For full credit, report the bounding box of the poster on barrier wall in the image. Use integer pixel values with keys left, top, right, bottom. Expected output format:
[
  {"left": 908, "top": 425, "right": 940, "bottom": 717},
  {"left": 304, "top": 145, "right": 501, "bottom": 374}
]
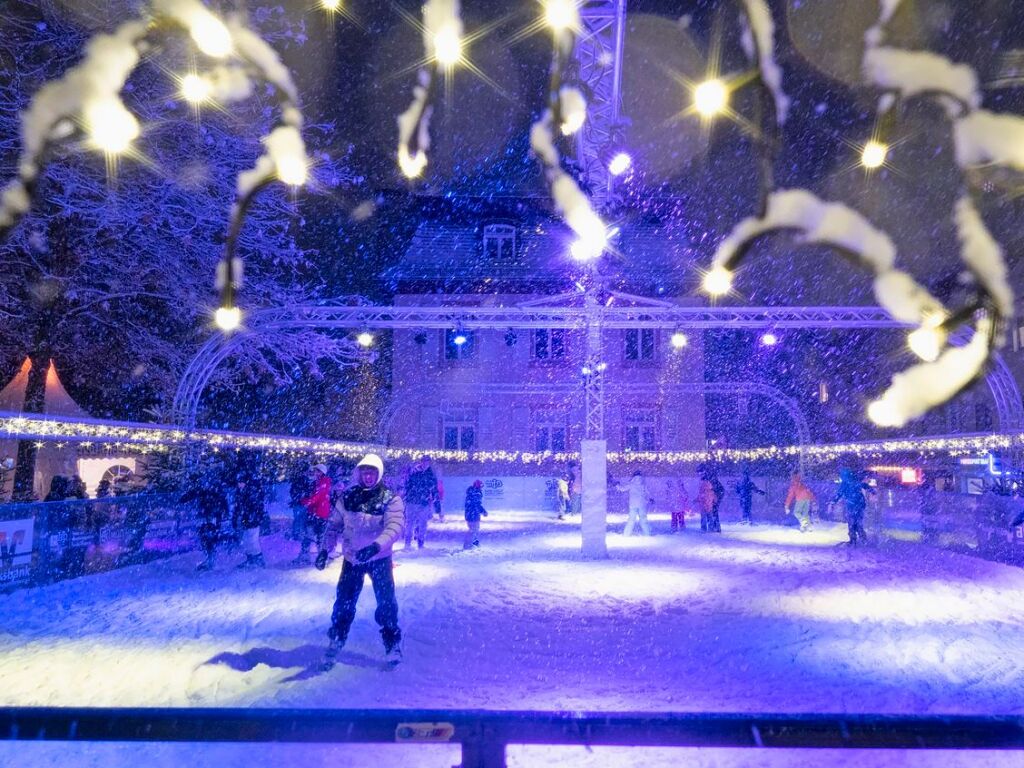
[{"left": 0, "top": 517, "right": 34, "bottom": 586}]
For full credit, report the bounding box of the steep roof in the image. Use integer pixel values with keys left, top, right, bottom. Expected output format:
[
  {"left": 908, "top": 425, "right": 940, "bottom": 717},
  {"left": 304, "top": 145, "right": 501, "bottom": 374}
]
[{"left": 384, "top": 200, "right": 703, "bottom": 294}]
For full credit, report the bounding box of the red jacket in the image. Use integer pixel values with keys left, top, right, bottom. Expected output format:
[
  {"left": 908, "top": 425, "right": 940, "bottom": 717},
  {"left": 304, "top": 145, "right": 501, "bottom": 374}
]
[{"left": 301, "top": 475, "right": 332, "bottom": 519}]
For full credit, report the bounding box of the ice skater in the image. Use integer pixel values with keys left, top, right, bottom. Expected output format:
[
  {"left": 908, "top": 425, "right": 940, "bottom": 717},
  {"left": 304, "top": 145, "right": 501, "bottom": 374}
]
[
  {"left": 784, "top": 471, "right": 815, "bottom": 532},
  {"left": 404, "top": 454, "right": 440, "bottom": 549},
  {"left": 617, "top": 470, "right": 652, "bottom": 536},
  {"left": 235, "top": 463, "right": 266, "bottom": 569},
  {"left": 735, "top": 468, "right": 765, "bottom": 525},
  {"left": 830, "top": 468, "right": 874, "bottom": 546},
  {"left": 556, "top": 475, "right": 570, "bottom": 520},
  {"left": 463, "top": 480, "right": 487, "bottom": 548},
  {"left": 294, "top": 463, "right": 332, "bottom": 569},
  {"left": 180, "top": 470, "right": 228, "bottom": 571},
  {"left": 698, "top": 465, "right": 724, "bottom": 533},
  {"left": 325, "top": 454, "right": 406, "bottom": 667},
  {"left": 670, "top": 477, "right": 689, "bottom": 532}
]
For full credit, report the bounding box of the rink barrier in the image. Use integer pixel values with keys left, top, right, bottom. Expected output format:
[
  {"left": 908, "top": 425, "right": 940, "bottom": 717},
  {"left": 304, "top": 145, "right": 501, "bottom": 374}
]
[
  {"left": 2, "top": 707, "right": 1024, "bottom": 768},
  {"left": 0, "top": 494, "right": 200, "bottom": 589}
]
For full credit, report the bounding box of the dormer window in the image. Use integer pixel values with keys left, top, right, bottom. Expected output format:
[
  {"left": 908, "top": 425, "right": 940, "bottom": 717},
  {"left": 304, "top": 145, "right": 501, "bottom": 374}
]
[{"left": 483, "top": 223, "right": 516, "bottom": 261}]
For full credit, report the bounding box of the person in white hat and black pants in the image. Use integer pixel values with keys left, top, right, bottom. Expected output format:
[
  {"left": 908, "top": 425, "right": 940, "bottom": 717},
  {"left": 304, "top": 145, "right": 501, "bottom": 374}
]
[{"left": 325, "top": 453, "right": 406, "bottom": 666}]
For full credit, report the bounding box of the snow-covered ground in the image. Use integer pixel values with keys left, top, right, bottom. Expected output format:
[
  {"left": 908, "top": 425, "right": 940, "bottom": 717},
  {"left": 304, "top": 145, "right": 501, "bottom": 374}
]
[{"left": 3, "top": 510, "right": 1023, "bottom": 767}]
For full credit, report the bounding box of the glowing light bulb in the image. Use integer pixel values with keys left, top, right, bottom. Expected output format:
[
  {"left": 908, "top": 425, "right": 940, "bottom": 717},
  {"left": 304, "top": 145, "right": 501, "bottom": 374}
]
[
  {"left": 356, "top": 331, "right": 374, "bottom": 347},
  {"left": 608, "top": 152, "right": 632, "bottom": 176},
  {"left": 181, "top": 74, "right": 212, "bottom": 104},
  {"left": 861, "top": 140, "right": 888, "bottom": 169},
  {"left": 671, "top": 331, "right": 689, "bottom": 349},
  {"left": 760, "top": 331, "right": 778, "bottom": 347},
  {"left": 399, "top": 146, "right": 427, "bottom": 179},
  {"left": 215, "top": 306, "right": 241, "bottom": 331},
  {"left": 907, "top": 325, "right": 946, "bottom": 362},
  {"left": 276, "top": 155, "right": 308, "bottom": 186},
  {"left": 702, "top": 266, "right": 733, "bottom": 296},
  {"left": 84, "top": 99, "right": 139, "bottom": 154},
  {"left": 453, "top": 332, "right": 468, "bottom": 346},
  {"left": 567, "top": 209, "right": 607, "bottom": 261},
  {"left": 545, "top": 0, "right": 577, "bottom": 31},
  {"left": 320, "top": 0, "right": 341, "bottom": 10},
  {"left": 190, "top": 14, "right": 233, "bottom": 58},
  {"left": 433, "top": 23, "right": 462, "bottom": 66},
  {"left": 693, "top": 79, "right": 728, "bottom": 117}
]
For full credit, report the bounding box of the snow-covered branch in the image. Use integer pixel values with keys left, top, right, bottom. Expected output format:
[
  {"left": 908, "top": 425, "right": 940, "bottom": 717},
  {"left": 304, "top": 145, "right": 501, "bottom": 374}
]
[
  {"left": 854, "top": 0, "right": 1018, "bottom": 425},
  {"left": 396, "top": 0, "right": 463, "bottom": 179},
  {"left": 0, "top": 0, "right": 311, "bottom": 322},
  {"left": 529, "top": 2, "right": 608, "bottom": 262}
]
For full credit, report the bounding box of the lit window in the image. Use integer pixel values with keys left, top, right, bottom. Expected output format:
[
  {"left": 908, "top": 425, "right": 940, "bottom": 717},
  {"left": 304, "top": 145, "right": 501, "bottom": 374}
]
[
  {"left": 533, "top": 329, "right": 566, "bottom": 359},
  {"left": 624, "top": 328, "right": 655, "bottom": 361},
  {"left": 483, "top": 224, "right": 516, "bottom": 261}
]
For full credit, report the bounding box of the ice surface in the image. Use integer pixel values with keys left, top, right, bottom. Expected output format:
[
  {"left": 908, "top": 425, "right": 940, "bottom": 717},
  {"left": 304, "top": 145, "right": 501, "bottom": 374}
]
[{"left": 2, "top": 509, "right": 1023, "bottom": 767}]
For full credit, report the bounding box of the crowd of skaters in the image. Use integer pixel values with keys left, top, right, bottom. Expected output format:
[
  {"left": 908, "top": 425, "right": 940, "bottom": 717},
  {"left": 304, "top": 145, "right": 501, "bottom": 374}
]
[
  {"left": 177, "top": 452, "right": 885, "bottom": 666},
  {"left": 608, "top": 463, "right": 877, "bottom": 546}
]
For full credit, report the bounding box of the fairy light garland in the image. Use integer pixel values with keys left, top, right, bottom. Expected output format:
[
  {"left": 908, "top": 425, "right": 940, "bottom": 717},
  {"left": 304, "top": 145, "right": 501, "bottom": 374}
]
[
  {"left": 2, "top": 414, "right": 1018, "bottom": 467},
  {"left": 0, "top": 0, "right": 311, "bottom": 333},
  {"left": 699, "top": 0, "right": 1014, "bottom": 429}
]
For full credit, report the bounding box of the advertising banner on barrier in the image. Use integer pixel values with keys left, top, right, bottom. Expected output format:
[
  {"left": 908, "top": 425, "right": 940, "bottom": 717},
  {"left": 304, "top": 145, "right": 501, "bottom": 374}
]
[{"left": 0, "top": 517, "right": 34, "bottom": 587}]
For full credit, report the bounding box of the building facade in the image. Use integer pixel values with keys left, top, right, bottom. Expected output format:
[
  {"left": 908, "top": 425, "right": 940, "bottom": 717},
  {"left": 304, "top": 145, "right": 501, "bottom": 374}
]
[{"left": 383, "top": 201, "right": 707, "bottom": 459}]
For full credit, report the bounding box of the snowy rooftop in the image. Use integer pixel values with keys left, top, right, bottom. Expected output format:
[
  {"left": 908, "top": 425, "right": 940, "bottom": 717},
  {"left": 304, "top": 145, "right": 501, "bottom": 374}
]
[{"left": 384, "top": 201, "right": 701, "bottom": 292}]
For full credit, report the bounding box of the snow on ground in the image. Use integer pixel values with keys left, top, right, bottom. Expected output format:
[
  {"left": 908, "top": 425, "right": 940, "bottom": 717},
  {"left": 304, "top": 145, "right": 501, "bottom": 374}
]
[{"left": 3, "top": 509, "right": 1023, "bottom": 767}]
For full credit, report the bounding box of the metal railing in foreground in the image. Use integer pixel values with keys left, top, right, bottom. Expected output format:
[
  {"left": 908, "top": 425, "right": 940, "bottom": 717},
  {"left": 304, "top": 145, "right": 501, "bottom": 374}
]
[{"left": 2, "top": 707, "right": 1023, "bottom": 768}]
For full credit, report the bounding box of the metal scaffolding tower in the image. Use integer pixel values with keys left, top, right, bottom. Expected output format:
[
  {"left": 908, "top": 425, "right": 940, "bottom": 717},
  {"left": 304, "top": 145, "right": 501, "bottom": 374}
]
[{"left": 574, "top": 0, "right": 629, "bottom": 209}]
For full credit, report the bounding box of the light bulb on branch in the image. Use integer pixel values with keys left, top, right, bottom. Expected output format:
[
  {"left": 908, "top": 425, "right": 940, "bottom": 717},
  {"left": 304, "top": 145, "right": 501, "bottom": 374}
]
[
  {"left": 180, "top": 74, "right": 212, "bottom": 104},
  {"left": 861, "top": 140, "right": 888, "bottom": 169},
  {"left": 190, "top": 14, "right": 232, "bottom": 58},
  {"left": 702, "top": 266, "right": 733, "bottom": 296},
  {"left": 84, "top": 99, "right": 139, "bottom": 154},
  {"left": 693, "top": 79, "right": 728, "bottom": 117},
  {"left": 907, "top": 324, "right": 946, "bottom": 363},
  {"left": 433, "top": 23, "right": 463, "bottom": 66},
  {"left": 545, "top": 0, "right": 578, "bottom": 32}
]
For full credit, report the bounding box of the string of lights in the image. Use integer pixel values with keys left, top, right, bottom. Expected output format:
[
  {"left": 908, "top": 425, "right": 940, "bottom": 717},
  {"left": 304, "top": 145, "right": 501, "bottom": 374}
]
[
  {"left": 697, "top": 0, "right": 1015, "bottom": 430},
  {"left": 0, "top": 0, "right": 310, "bottom": 334},
  {"left": 3, "top": 413, "right": 1019, "bottom": 468}
]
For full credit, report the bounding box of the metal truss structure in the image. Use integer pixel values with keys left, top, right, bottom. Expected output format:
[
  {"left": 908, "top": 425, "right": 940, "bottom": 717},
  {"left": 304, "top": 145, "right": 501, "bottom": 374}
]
[
  {"left": 573, "top": 0, "right": 629, "bottom": 209},
  {"left": 172, "top": 303, "right": 1024, "bottom": 442}
]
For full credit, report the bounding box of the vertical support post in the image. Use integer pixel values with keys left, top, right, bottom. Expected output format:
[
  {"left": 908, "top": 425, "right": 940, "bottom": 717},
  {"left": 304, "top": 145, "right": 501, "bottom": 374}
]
[
  {"left": 581, "top": 438, "right": 608, "bottom": 558},
  {"left": 459, "top": 738, "right": 506, "bottom": 768}
]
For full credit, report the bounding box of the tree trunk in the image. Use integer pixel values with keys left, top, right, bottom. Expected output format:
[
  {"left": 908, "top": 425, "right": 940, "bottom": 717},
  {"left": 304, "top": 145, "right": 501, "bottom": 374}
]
[{"left": 11, "top": 353, "right": 49, "bottom": 501}]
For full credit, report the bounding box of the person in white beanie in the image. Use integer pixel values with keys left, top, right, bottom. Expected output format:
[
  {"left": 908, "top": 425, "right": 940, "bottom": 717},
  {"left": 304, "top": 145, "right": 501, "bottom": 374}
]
[{"left": 325, "top": 453, "right": 406, "bottom": 666}]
